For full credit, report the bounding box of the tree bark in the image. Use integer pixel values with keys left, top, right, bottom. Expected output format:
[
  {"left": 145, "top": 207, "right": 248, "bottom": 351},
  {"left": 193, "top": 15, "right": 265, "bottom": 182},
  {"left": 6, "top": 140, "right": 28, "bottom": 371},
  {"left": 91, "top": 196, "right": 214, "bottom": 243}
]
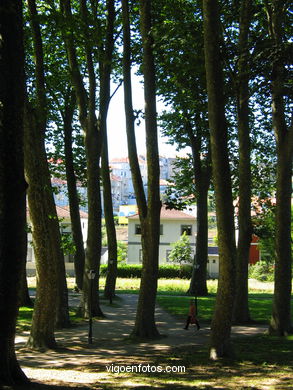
[
  {"left": 98, "top": 0, "right": 118, "bottom": 300},
  {"left": 266, "top": 0, "right": 293, "bottom": 336},
  {"left": 203, "top": 0, "right": 236, "bottom": 359},
  {"left": 102, "top": 140, "right": 118, "bottom": 299},
  {"left": 0, "top": 1, "right": 29, "bottom": 384},
  {"left": 18, "top": 241, "right": 33, "bottom": 308},
  {"left": 63, "top": 90, "right": 85, "bottom": 291},
  {"left": 233, "top": 0, "right": 252, "bottom": 324},
  {"left": 122, "top": 0, "right": 161, "bottom": 338},
  {"left": 132, "top": 0, "right": 161, "bottom": 338},
  {"left": 187, "top": 122, "right": 211, "bottom": 296},
  {"left": 25, "top": 0, "right": 70, "bottom": 348},
  {"left": 60, "top": 0, "right": 104, "bottom": 317}
]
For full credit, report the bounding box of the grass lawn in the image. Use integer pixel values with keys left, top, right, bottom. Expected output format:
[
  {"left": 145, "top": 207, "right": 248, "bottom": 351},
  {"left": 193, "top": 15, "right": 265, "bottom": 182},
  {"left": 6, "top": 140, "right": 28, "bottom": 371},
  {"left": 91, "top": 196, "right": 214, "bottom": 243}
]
[{"left": 18, "top": 277, "right": 293, "bottom": 389}]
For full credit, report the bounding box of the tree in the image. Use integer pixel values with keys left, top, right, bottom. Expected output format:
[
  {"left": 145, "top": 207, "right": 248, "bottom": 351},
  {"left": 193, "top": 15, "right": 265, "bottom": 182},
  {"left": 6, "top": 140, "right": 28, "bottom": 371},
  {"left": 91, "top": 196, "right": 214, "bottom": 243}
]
[
  {"left": 62, "top": 90, "right": 86, "bottom": 291},
  {"left": 233, "top": 0, "right": 253, "bottom": 324},
  {"left": 0, "top": 0, "right": 29, "bottom": 384},
  {"left": 25, "top": 0, "right": 70, "bottom": 349},
  {"left": 122, "top": 0, "right": 161, "bottom": 338},
  {"left": 168, "top": 233, "right": 193, "bottom": 265},
  {"left": 265, "top": 0, "right": 293, "bottom": 336},
  {"left": 203, "top": 0, "right": 237, "bottom": 359},
  {"left": 60, "top": 0, "right": 120, "bottom": 317},
  {"left": 153, "top": 0, "right": 211, "bottom": 296},
  {"left": 98, "top": 0, "right": 118, "bottom": 300}
]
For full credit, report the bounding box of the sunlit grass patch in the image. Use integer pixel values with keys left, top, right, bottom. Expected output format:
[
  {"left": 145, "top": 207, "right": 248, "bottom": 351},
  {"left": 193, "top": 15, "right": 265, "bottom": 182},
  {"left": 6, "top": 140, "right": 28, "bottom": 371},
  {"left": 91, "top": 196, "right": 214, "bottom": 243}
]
[{"left": 16, "top": 306, "right": 33, "bottom": 331}]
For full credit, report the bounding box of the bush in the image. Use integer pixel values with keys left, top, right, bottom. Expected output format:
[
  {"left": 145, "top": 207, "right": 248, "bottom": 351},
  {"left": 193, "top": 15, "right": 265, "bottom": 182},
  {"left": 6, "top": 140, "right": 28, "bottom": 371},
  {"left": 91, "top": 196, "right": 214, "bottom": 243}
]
[
  {"left": 248, "top": 261, "right": 274, "bottom": 282},
  {"left": 100, "top": 264, "right": 193, "bottom": 279}
]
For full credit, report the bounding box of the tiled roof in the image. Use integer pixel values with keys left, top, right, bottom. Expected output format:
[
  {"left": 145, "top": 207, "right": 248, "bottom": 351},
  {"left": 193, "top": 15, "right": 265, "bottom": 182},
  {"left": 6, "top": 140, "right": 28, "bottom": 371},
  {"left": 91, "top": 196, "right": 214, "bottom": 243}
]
[
  {"left": 59, "top": 205, "right": 88, "bottom": 219},
  {"left": 110, "top": 157, "right": 129, "bottom": 163},
  {"left": 128, "top": 205, "right": 195, "bottom": 220},
  {"left": 27, "top": 205, "right": 88, "bottom": 220}
]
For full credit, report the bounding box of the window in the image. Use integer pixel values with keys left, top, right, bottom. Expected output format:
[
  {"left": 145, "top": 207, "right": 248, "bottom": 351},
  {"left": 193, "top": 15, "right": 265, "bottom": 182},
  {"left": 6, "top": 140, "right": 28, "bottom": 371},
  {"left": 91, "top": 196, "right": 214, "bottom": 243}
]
[
  {"left": 160, "top": 224, "right": 163, "bottom": 235},
  {"left": 181, "top": 225, "right": 192, "bottom": 236},
  {"left": 135, "top": 224, "right": 141, "bottom": 234},
  {"left": 166, "top": 250, "right": 172, "bottom": 263}
]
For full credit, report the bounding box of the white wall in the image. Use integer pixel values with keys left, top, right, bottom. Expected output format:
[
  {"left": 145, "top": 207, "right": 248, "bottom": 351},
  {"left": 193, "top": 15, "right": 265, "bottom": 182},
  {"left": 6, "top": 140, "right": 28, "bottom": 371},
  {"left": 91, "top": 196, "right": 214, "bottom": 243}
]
[{"left": 128, "top": 218, "right": 196, "bottom": 264}]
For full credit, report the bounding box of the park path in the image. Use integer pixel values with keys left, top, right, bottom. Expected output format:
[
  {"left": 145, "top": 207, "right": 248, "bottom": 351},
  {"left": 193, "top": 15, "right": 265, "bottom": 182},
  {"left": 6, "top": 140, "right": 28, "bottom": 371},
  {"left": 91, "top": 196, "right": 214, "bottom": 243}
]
[{"left": 15, "top": 293, "right": 268, "bottom": 387}]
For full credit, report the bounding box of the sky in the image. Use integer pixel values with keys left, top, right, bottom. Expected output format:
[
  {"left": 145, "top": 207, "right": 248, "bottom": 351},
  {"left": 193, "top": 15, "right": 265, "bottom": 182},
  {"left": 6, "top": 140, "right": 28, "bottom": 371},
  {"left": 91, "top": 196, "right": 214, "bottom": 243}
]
[{"left": 106, "top": 75, "right": 191, "bottom": 160}]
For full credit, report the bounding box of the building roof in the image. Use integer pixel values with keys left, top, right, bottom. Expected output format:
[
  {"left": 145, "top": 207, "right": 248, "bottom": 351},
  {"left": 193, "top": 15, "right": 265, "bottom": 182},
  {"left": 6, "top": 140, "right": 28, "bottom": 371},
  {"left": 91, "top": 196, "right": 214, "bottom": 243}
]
[
  {"left": 128, "top": 205, "right": 195, "bottom": 220},
  {"left": 110, "top": 157, "right": 129, "bottom": 163},
  {"left": 59, "top": 205, "right": 88, "bottom": 219},
  {"left": 27, "top": 204, "right": 88, "bottom": 220},
  {"left": 208, "top": 246, "right": 219, "bottom": 255}
]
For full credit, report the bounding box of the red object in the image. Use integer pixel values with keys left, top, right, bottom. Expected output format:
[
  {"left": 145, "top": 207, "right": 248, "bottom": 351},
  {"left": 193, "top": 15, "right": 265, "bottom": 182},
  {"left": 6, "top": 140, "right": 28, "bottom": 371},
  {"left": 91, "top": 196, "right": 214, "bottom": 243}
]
[{"left": 249, "top": 235, "right": 260, "bottom": 264}]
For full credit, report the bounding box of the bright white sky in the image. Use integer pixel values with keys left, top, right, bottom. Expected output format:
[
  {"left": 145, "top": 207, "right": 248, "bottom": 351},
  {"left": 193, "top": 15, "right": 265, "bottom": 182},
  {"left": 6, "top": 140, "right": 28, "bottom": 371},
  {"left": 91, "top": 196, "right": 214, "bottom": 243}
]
[{"left": 107, "top": 75, "right": 191, "bottom": 160}]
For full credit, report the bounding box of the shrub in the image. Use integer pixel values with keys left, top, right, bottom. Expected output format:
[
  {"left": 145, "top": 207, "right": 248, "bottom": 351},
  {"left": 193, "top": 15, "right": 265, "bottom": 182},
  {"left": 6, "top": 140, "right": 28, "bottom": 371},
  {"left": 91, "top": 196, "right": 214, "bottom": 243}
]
[
  {"left": 168, "top": 232, "right": 193, "bottom": 265},
  {"left": 100, "top": 264, "right": 192, "bottom": 279},
  {"left": 248, "top": 261, "right": 274, "bottom": 282}
]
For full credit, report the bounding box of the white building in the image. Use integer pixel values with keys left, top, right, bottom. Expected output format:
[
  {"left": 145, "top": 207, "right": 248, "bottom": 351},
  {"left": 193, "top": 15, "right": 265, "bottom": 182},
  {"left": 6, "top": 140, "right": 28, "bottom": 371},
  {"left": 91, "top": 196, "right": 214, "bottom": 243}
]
[
  {"left": 127, "top": 206, "right": 196, "bottom": 264},
  {"left": 26, "top": 205, "right": 88, "bottom": 276}
]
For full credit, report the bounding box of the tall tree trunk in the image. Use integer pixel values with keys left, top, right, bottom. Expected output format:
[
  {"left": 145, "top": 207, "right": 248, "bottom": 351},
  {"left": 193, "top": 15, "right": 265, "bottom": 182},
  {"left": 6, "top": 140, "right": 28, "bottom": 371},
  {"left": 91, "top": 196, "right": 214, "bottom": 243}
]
[
  {"left": 25, "top": 0, "right": 70, "bottom": 348},
  {"left": 203, "top": 0, "right": 236, "bottom": 359},
  {"left": 122, "top": 0, "right": 161, "bottom": 338},
  {"left": 131, "top": 0, "right": 161, "bottom": 339},
  {"left": 60, "top": 0, "right": 104, "bottom": 318},
  {"left": 102, "top": 140, "right": 118, "bottom": 299},
  {"left": 187, "top": 123, "right": 211, "bottom": 296},
  {"left": 18, "top": 239, "right": 33, "bottom": 308},
  {"left": 266, "top": 0, "right": 293, "bottom": 336},
  {"left": 188, "top": 184, "right": 210, "bottom": 296},
  {"left": 99, "top": 0, "right": 118, "bottom": 300},
  {"left": 63, "top": 91, "right": 85, "bottom": 291},
  {"left": 233, "top": 0, "right": 252, "bottom": 324},
  {"left": 0, "top": 1, "right": 29, "bottom": 384}
]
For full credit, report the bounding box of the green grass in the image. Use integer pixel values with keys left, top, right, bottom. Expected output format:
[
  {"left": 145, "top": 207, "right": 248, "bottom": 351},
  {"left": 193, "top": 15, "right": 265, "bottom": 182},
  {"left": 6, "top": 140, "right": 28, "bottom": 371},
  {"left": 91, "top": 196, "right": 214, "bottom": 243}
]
[
  {"left": 16, "top": 306, "right": 34, "bottom": 331},
  {"left": 157, "top": 294, "right": 293, "bottom": 324}
]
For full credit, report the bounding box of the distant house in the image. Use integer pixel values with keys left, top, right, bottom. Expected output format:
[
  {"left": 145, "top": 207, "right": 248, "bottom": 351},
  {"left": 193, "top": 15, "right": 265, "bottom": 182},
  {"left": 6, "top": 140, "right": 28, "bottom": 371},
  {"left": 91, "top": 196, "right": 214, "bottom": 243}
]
[
  {"left": 207, "top": 235, "right": 261, "bottom": 279},
  {"left": 207, "top": 247, "right": 219, "bottom": 278},
  {"left": 127, "top": 206, "right": 196, "bottom": 264},
  {"left": 26, "top": 205, "right": 88, "bottom": 276}
]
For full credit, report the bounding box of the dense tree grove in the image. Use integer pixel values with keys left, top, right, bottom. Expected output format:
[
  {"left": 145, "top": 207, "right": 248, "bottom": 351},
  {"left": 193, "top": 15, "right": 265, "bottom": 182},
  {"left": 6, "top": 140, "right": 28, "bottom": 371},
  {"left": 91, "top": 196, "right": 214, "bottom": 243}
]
[{"left": 0, "top": 0, "right": 291, "bottom": 384}]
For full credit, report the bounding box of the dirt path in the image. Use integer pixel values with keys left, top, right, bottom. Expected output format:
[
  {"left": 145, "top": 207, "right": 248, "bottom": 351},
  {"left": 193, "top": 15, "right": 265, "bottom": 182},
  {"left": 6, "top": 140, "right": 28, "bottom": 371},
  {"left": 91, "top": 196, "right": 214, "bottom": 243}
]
[{"left": 15, "top": 294, "right": 268, "bottom": 388}]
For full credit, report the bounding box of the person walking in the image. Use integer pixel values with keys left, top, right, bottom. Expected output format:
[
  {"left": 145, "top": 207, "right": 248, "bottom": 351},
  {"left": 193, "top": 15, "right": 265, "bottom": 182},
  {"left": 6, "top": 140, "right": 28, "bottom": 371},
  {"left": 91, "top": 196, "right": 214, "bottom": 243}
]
[{"left": 184, "top": 299, "right": 200, "bottom": 330}]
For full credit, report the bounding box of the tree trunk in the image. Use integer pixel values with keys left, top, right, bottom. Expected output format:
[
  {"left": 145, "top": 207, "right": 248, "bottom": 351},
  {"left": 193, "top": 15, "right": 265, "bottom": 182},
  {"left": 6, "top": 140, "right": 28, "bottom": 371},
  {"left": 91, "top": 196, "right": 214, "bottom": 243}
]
[
  {"left": 18, "top": 247, "right": 33, "bottom": 308},
  {"left": 266, "top": 0, "right": 293, "bottom": 336},
  {"left": 233, "top": 0, "right": 252, "bottom": 324},
  {"left": 188, "top": 184, "right": 209, "bottom": 296},
  {"left": 131, "top": 0, "right": 161, "bottom": 339},
  {"left": 26, "top": 0, "right": 70, "bottom": 347},
  {"left": 102, "top": 140, "right": 118, "bottom": 299},
  {"left": 203, "top": 0, "right": 236, "bottom": 359},
  {"left": 122, "top": 0, "right": 161, "bottom": 338},
  {"left": 99, "top": 0, "right": 118, "bottom": 300},
  {"left": 63, "top": 91, "right": 85, "bottom": 291},
  {"left": 60, "top": 0, "right": 104, "bottom": 318},
  {"left": 0, "top": 1, "right": 29, "bottom": 384},
  {"left": 24, "top": 103, "right": 57, "bottom": 349},
  {"left": 187, "top": 125, "right": 211, "bottom": 296}
]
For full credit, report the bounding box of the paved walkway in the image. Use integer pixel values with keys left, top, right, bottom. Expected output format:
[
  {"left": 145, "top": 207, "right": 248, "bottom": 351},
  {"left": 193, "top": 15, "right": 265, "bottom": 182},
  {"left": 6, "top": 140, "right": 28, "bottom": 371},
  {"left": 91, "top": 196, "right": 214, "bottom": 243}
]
[{"left": 15, "top": 293, "right": 268, "bottom": 387}]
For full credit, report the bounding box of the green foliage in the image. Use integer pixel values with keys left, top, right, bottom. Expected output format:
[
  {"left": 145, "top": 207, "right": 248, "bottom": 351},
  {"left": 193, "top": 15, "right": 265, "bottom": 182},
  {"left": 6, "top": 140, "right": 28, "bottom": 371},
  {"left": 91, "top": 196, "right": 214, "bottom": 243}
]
[
  {"left": 61, "top": 232, "right": 76, "bottom": 255},
  {"left": 117, "top": 241, "right": 127, "bottom": 264},
  {"left": 168, "top": 232, "right": 193, "bottom": 264},
  {"left": 248, "top": 261, "right": 275, "bottom": 282},
  {"left": 99, "top": 264, "right": 193, "bottom": 279}
]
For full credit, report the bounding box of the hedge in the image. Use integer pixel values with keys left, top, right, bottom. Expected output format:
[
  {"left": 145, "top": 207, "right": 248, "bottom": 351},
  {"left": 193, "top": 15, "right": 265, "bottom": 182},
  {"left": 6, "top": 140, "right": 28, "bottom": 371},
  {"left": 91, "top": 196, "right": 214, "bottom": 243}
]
[{"left": 100, "top": 264, "right": 192, "bottom": 279}]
